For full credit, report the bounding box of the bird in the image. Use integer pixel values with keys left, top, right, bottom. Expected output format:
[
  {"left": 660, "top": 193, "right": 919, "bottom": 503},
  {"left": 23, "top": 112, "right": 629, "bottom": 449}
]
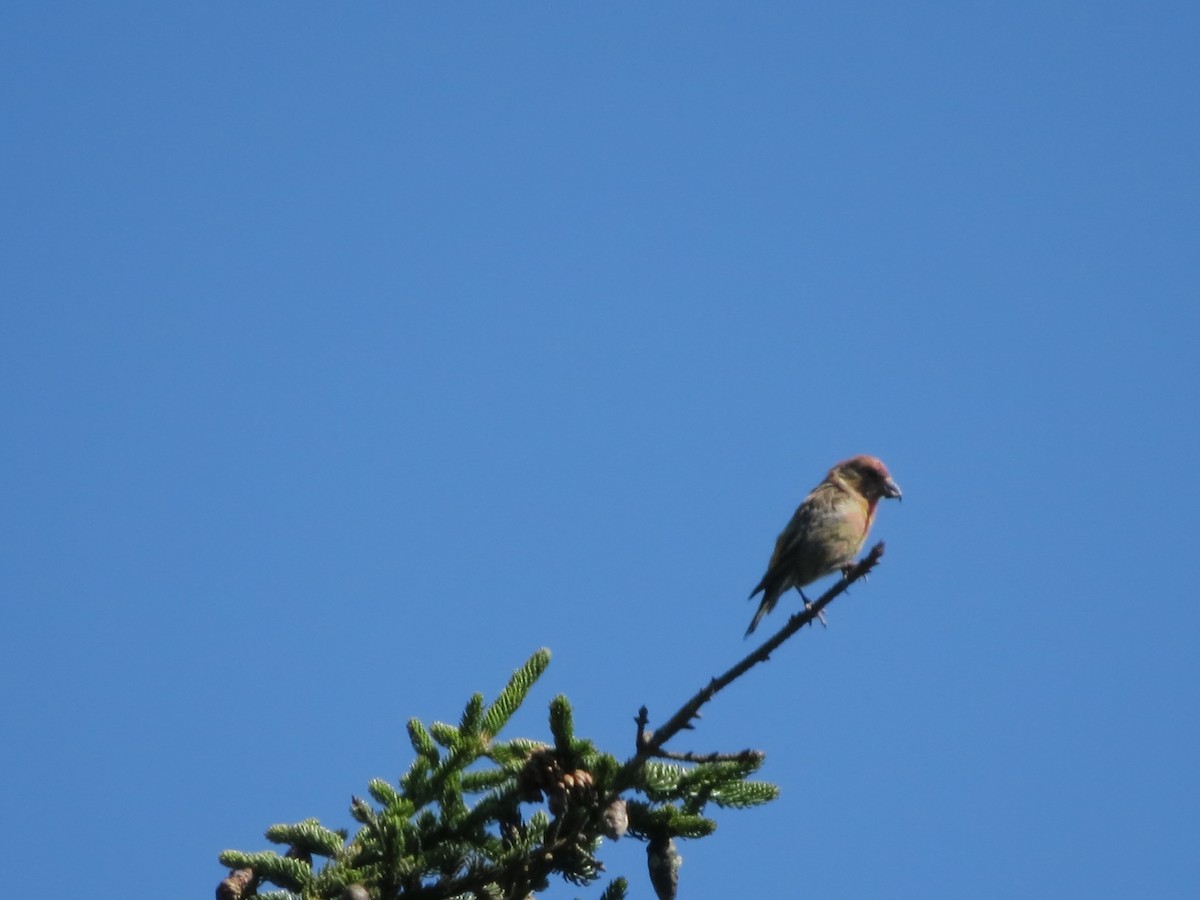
[{"left": 746, "top": 455, "right": 902, "bottom": 636}]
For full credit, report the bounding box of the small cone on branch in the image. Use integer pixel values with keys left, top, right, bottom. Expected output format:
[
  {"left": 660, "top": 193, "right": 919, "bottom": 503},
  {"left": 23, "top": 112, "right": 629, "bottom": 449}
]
[
  {"left": 601, "top": 798, "right": 628, "bottom": 840},
  {"left": 516, "top": 746, "right": 595, "bottom": 815},
  {"left": 647, "top": 835, "right": 681, "bottom": 900},
  {"left": 216, "top": 868, "right": 256, "bottom": 900}
]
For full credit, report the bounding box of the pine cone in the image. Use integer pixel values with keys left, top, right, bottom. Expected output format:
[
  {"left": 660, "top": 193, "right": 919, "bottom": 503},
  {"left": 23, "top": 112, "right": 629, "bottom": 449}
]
[
  {"left": 601, "top": 798, "right": 628, "bottom": 840},
  {"left": 647, "top": 836, "right": 681, "bottom": 900},
  {"left": 216, "top": 868, "right": 256, "bottom": 900}
]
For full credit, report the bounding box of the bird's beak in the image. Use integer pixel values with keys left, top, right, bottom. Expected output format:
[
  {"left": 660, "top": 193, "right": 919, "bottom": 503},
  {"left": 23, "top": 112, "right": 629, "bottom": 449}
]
[{"left": 883, "top": 478, "right": 902, "bottom": 501}]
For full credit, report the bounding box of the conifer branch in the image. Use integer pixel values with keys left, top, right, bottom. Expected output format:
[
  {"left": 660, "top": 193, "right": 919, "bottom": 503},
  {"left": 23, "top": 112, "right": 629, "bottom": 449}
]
[{"left": 213, "top": 546, "right": 886, "bottom": 900}]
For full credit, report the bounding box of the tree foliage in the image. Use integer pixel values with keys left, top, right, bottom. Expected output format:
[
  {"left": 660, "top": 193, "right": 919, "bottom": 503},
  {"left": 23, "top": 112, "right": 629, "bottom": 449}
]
[{"left": 216, "top": 543, "right": 886, "bottom": 900}]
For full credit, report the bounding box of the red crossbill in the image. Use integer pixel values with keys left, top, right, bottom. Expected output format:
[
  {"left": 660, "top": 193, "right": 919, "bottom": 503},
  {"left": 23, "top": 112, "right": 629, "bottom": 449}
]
[{"left": 746, "top": 455, "right": 902, "bottom": 636}]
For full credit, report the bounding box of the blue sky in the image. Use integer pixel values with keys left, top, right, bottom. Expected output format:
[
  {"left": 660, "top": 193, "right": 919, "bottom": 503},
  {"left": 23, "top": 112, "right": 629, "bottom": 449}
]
[{"left": 2, "top": 3, "right": 1198, "bottom": 897}]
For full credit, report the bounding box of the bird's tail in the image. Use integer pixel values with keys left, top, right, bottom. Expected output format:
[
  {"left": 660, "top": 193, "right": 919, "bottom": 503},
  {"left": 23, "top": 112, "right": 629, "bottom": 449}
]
[{"left": 744, "top": 590, "right": 776, "bottom": 638}]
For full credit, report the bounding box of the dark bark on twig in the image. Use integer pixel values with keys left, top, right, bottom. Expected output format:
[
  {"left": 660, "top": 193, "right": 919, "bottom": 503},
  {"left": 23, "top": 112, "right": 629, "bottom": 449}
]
[
  {"left": 624, "top": 542, "right": 886, "bottom": 775},
  {"left": 652, "top": 748, "right": 765, "bottom": 764}
]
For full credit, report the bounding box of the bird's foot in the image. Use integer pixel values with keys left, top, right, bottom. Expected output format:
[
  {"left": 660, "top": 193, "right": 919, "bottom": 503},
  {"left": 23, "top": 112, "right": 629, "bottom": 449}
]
[{"left": 802, "top": 598, "right": 828, "bottom": 629}]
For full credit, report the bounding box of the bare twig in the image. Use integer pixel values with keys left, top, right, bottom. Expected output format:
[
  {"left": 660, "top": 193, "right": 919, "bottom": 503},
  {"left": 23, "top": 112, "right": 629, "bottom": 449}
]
[
  {"left": 625, "top": 542, "right": 886, "bottom": 773},
  {"left": 652, "top": 748, "right": 765, "bottom": 764}
]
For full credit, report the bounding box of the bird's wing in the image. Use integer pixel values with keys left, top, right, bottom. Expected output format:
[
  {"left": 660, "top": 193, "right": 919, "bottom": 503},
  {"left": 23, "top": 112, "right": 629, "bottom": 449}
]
[{"left": 772, "top": 485, "right": 868, "bottom": 580}]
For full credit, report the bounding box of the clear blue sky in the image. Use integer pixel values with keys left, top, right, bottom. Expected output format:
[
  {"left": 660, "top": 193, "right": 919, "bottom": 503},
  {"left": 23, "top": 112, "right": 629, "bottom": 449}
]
[{"left": 3, "top": 3, "right": 1198, "bottom": 897}]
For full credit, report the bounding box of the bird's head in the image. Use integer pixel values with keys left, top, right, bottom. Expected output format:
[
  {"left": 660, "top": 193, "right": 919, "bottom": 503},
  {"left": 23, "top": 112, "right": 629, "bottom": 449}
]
[{"left": 831, "top": 455, "right": 902, "bottom": 502}]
